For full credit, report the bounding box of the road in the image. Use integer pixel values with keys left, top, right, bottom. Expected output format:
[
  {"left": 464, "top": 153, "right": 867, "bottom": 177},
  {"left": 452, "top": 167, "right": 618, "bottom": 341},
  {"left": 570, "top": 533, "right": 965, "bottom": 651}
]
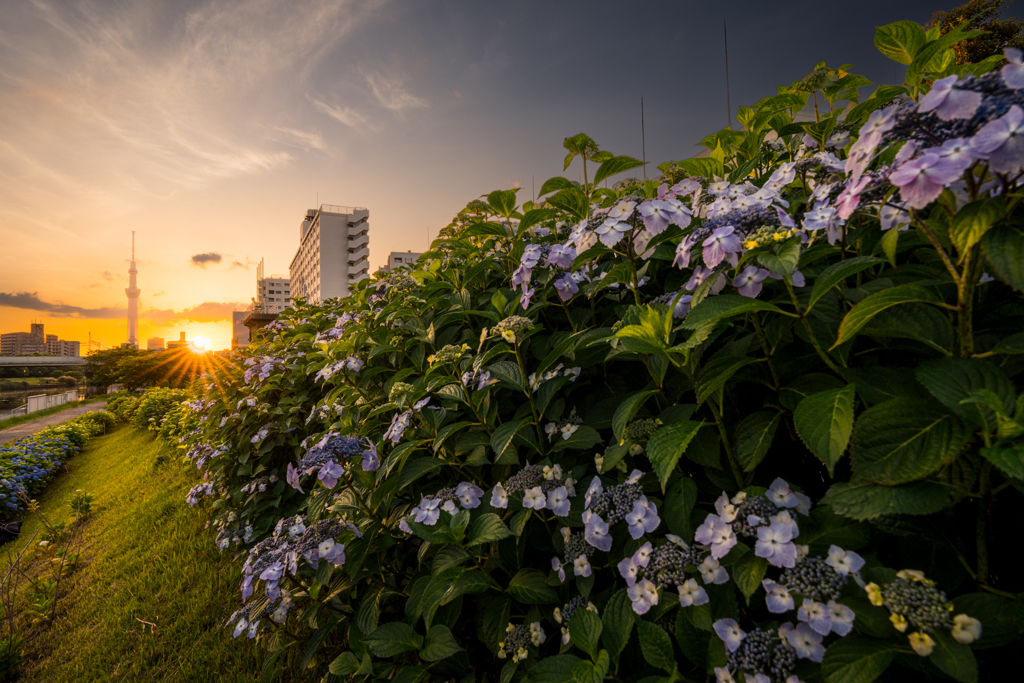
[{"left": 0, "top": 401, "right": 108, "bottom": 446}]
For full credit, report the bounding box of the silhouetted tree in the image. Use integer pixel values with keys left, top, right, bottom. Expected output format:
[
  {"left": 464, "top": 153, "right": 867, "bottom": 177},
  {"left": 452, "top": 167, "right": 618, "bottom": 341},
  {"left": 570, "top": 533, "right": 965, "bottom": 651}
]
[{"left": 929, "top": 0, "right": 1024, "bottom": 64}]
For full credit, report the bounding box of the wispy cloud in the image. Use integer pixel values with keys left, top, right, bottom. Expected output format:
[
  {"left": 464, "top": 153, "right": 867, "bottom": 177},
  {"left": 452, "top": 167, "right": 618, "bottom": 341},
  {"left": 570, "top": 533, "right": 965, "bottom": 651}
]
[
  {"left": 275, "top": 126, "right": 327, "bottom": 151},
  {"left": 144, "top": 301, "right": 246, "bottom": 325},
  {"left": 364, "top": 68, "right": 428, "bottom": 111},
  {"left": 191, "top": 252, "right": 223, "bottom": 267},
  {"left": 312, "top": 99, "right": 368, "bottom": 129}
]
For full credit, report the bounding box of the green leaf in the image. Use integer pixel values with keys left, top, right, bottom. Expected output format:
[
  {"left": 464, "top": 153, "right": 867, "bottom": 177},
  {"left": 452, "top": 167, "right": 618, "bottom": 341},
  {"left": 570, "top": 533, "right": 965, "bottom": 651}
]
[
  {"left": 982, "top": 219, "right": 1024, "bottom": 291},
  {"left": 980, "top": 445, "right": 1024, "bottom": 480},
  {"left": 551, "top": 425, "right": 603, "bottom": 453},
  {"left": 507, "top": 568, "right": 559, "bottom": 604},
  {"left": 539, "top": 176, "right": 576, "bottom": 197},
  {"left": 807, "top": 256, "right": 884, "bottom": 313},
  {"left": 635, "top": 618, "right": 675, "bottom": 673},
  {"left": 392, "top": 667, "right": 429, "bottom": 683},
  {"left": 756, "top": 237, "right": 801, "bottom": 276},
  {"left": 612, "top": 389, "right": 659, "bottom": 443},
  {"left": 873, "top": 20, "right": 926, "bottom": 65},
  {"left": 732, "top": 552, "right": 768, "bottom": 603},
  {"left": 488, "top": 189, "right": 518, "bottom": 218},
  {"left": 646, "top": 421, "right": 705, "bottom": 491},
  {"left": 571, "top": 650, "right": 610, "bottom": 683},
  {"left": 364, "top": 622, "right": 423, "bottom": 657},
  {"left": 601, "top": 590, "right": 635, "bottom": 661},
  {"left": 859, "top": 303, "right": 955, "bottom": 355},
  {"left": 695, "top": 355, "right": 759, "bottom": 405},
  {"left": 328, "top": 652, "right": 360, "bottom": 676},
  {"left": 468, "top": 513, "right": 514, "bottom": 546},
  {"left": 547, "top": 188, "right": 589, "bottom": 221},
  {"left": 950, "top": 198, "right": 1004, "bottom": 255},
  {"left": 952, "top": 593, "right": 1023, "bottom": 650},
  {"left": 568, "top": 607, "right": 603, "bottom": 659},
  {"left": 880, "top": 226, "right": 899, "bottom": 267},
  {"left": 735, "top": 411, "right": 781, "bottom": 472},
  {"left": 594, "top": 155, "right": 646, "bottom": 186},
  {"left": 794, "top": 385, "right": 856, "bottom": 476},
  {"left": 821, "top": 481, "right": 952, "bottom": 520},
  {"left": 490, "top": 360, "right": 526, "bottom": 392},
  {"left": 833, "top": 285, "right": 939, "bottom": 348},
  {"left": 526, "top": 655, "right": 582, "bottom": 683},
  {"left": 930, "top": 631, "right": 978, "bottom": 683},
  {"left": 674, "top": 610, "right": 709, "bottom": 669},
  {"left": 851, "top": 398, "right": 971, "bottom": 484},
  {"left": 432, "top": 546, "right": 469, "bottom": 577},
  {"left": 821, "top": 636, "right": 896, "bottom": 683},
  {"left": 663, "top": 476, "right": 698, "bottom": 540},
  {"left": 518, "top": 208, "right": 556, "bottom": 236},
  {"left": 442, "top": 568, "right": 492, "bottom": 605},
  {"left": 420, "top": 624, "right": 464, "bottom": 661},
  {"left": 491, "top": 418, "right": 526, "bottom": 462},
  {"left": 916, "top": 358, "right": 1015, "bottom": 428},
  {"left": 681, "top": 295, "right": 783, "bottom": 330}
]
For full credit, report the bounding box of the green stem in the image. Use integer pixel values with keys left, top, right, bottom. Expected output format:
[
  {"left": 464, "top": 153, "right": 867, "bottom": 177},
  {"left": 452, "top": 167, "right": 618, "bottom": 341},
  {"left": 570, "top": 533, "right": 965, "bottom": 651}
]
[
  {"left": 710, "top": 402, "right": 745, "bottom": 490},
  {"left": 751, "top": 314, "right": 781, "bottom": 390},
  {"left": 957, "top": 245, "right": 981, "bottom": 358},
  {"left": 911, "top": 213, "right": 961, "bottom": 286},
  {"left": 976, "top": 462, "right": 991, "bottom": 586},
  {"left": 784, "top": 279, "right": 844, "bottom": 375}
]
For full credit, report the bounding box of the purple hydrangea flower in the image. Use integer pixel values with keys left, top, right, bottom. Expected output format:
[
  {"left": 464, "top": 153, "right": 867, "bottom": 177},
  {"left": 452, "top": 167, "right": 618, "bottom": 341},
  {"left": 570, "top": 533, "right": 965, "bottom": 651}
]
[
  {"left": 491, "top": 483, "right": 509, "bottom": 508},
  {"left": 698, "top": 556, "right": 729, "bottom": 584},
  {"left": 918, "top": 75, "right": 981, "bottom": 121},
  {"left": 686, "top": 265, "right": 716, "bottom": 291},
  {"left": 1002, "top": 47, "right": 1024, "bottom": 88},
  {"left": 713, "top": 619, "right": 746, "bottom": 653},
  {"left": 552, "top": 557, "right": 566, "bottom": 582},
  {"left": 970, "top": 104, "right": 1024, "bottom": 174},
  {"left": 695, "top": 514, "right": 737, "bottom": 559},
  {"left": 673, "top": 233, "right": 699, "bottom": 269},
  {"left": 845, "top": 105, "right": 899, "bottom": 183},
  {"left": 825, "top": 545, "right": 865, "bottom": 576},
  {"left": 595, "top": 218, "right": 631, "bottom": 248},
  {"left": 829, "top": 600, "right": 856, "bottom": 636},
  {"left": 733, "top": 266, "right": 769, "bottom": 298},
  {"left": 413, "top": 497, "right": 440, "bottom": 525},
  {"left": 511, "top": 262, "right": 531, "bottom": 290},
  {"left": 618, "top": 555, "right": 639, "bottom": 586},
  {"left": 583, "top": 511, "right": 612, "bottom": 551},
  {"left": 547, "top": 243, "right": 577, "bottom": 269},
  {"left": 798, "top": 599, "right": 832, "bottom": 636},
  {"left": 890, "top": 152, "right": 964, "bottom": 209},
  {"left": 317, "top": 461, "right": 343, "bottom": 489},
  {"left": 361, "top": 441, "right": 380, "bottom": 471},
  {"left": 383, "top": 410, "right": 413, "bottom": 443},
  {"left": 286, "top": 462, "right": 304, "bottom": 493},
  {"left": 546, "top": 486, "right": 570, "bottom": 516},
  {"left": 755, "top": 522, "right": 798, "bottom": 568},
  {"left": 553, "top": 273, "right": 579, "bottom": 301},
  {"left": 624, "top": 499, "right": 661, "bottom": 539},
  {"left": 456, "top": 482, "right": 484, "bottom": 509},
  {"left": 639, "top": 198, "right": 692, "bottom": 234},
  {"left": 702, "top": 227, "right": 742, "bottom": 268},
  {"left": 767, "top": 478, "right": 798, "bottom": 508},
  {"left": 678, "top": 579, "right": 709, "bottom": 607},
  {"left": 785, "top": 623, "right": 825, "bottom": 662},
  {"left": 627, "top": 578, "right": 659, "bottom": 615},
  {"left": 521, "top": 244, "right": 543, "bottom": 269},
  {"left": 763, "top": 579, "right": 795, "bottom": 613}
]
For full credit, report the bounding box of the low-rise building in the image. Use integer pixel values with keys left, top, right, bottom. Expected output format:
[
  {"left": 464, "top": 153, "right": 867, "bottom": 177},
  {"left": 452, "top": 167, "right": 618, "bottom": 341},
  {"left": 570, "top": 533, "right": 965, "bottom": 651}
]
[
  {"left": 384, "top": 251, "right": 423, "bottom": 272},
  {"left": 166, "top": 332, "right": 189, "bottom": 350},
  {"left": 147, "top": 337, "right": 165, "bottom": 351},
  {"left": 1, "top": 323, "right": 80, "bottom": 356},
  {"left": 231, "top": 312, "right": 250, "bottom": 350}
]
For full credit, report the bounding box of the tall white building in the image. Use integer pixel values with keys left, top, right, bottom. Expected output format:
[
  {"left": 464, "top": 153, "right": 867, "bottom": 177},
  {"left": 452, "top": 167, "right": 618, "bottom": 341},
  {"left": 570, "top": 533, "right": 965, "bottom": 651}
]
[
  {"left": 125, "top": 231, "right": 140, "bottom": 348},
  {"left": 290, "top": 204, "right": 369, "bottom": 304},
  {"left": 256, "top": 259, "right": 291, "bottom": 313}
]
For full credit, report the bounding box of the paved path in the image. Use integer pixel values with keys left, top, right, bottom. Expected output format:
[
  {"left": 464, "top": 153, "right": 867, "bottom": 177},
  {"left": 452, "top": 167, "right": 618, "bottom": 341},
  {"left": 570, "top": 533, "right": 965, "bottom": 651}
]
[{"left": 0, "top": 401, "right": 108, "bottom": 446}]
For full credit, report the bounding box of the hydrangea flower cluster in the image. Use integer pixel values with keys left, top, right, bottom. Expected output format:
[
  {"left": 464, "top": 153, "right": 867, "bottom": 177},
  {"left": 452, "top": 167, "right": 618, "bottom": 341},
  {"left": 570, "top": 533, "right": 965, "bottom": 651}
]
[
  {"left": 286, "top": 434, "right": 377, "bottom": 492},
  {"left": 491, "top": 463, "right": 576, "bottom": 516},
  {"left": 314, "top": 356, "right": 364, "bottom": 382},
  {"left": 553, "top": 596, "right": 598, "bottom": 644},
  {"left": 527, "top": 363, "right": 581, "bottom": 392},
  {"left": 428, "top": 343, "right": 470, "bottom": 364},
  {"left": 618, "top": 539, "right": 707, "bottom": 614},
  {"left": 583, "top": 470, "right": 661, "bottom": 550},
  {"left": 497, "top": 621, "right": 546, "bottom": 662},
  {"left": 406, "top": 482, "right": 485, "bottom": 526},
  {"left": 242, "top": 356, "right": 282, "bottom": 385},
  {"left": 864, "top": 570, "right": 981, "bottom": 656},
  {"left": 492, "top": 315, "right": 535, "bottom": 343},
  {"left": 712, "top": 622, "right": 800, "bottom": 683}
]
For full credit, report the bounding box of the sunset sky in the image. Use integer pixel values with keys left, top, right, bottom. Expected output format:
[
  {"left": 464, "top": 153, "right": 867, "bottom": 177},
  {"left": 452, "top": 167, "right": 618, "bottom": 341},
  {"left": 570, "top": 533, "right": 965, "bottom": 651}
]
[{"left": 0, "top": 0, "right": 959, "bottom": 350}]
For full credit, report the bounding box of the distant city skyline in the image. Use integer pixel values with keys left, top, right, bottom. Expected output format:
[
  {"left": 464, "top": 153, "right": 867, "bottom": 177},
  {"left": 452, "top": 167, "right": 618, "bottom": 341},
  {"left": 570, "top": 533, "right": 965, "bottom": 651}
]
[{"left": 0, "top": 0, "right": 975, "bottom": 348}]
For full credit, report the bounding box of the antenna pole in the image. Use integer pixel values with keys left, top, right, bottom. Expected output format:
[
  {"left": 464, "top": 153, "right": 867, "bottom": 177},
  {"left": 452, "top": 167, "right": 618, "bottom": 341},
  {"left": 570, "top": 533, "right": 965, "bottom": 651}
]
[
  {"left": 641, "top": 96, "right": 647, "bottom": 181},
  {"left": 724, "top": 20, "right": 732, "bottom": 129},
  {"left": 131, "top": 231, "right": 135, "bottom": 260}
]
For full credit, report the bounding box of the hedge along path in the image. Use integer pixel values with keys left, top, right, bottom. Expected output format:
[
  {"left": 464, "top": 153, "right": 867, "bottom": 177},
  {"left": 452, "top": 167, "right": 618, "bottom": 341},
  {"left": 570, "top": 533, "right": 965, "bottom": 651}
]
[
  {"left": 5, "top": 425, "right": 269, "bottom": 683},
  {"left": 0, "top": 399, "right": 108, "bottom": 445}
]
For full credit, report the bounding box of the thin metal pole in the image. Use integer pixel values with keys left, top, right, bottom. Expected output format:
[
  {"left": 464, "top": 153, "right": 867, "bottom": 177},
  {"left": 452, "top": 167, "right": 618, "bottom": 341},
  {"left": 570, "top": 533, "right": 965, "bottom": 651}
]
[
  {"left": 724, "top": 20, "right": 732, "bottom": 129},
  {"left": 641, "top": 95, "right": 647, "bottom": 181}
]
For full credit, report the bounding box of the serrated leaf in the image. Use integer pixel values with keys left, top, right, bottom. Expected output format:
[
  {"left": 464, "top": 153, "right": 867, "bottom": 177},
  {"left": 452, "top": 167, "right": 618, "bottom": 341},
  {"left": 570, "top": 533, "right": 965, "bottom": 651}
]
[
  {"left": 568, "top": 608, "right": 603, "bottom": 659},
  {"left": 539, "top": 176, "right": 576, "bottom": 197},
  {"left": 526, "top": 655, "right": 582, "bottom": 683},
  {"left": 833, "top": 285, "right": 939, "bottom": 348},
  {"left": 646, "top": 421, "right": 705, "bottom": 491},
  {"left": 807, "top": 256, "right": 884, "bottom": 312},
  {"left": 491, "top": 418, "right": 526, "bottom": 462},
  {"left": 794, "top": 385, "right": 856, "bottom": 476},
  {"left": 328, "top": 652, "right": 360, "bottom": 676},
  {"left": 950, "top": 198, "right": 1004, "bottom": 255},
  {"left": 675, "top": 610, "right": 709, "bottom": 669},
  {"left": 916, "top": 358, "right": 1016, "bottom": 428},
  {"left": 571, "top": 650, "right": 610, "bottom": 683},
  {"left": 732, "top": 552, "right": 768, "bottom": 603},
  {"left": 490, "top": 360, "right": 526, "bottom": 392},
  {"left": 682, "top": 295, "right": 783, "bottom": 329},
  {"left": 392, "top": 667, "right": 429, "bottom": 683},
  {"left": 518, "top": 208, "right": 556, "bottom": 236},
  {"left": 982, "top": 219, "right": 1024, "bottom": 291},
  {"left": 507, "top": 568, "right": 558, "bottom": 604},
  {"left": 880, "top": 226, "right": 900, "bottom": 267},
  {"left": 551, "top": 425, "right": 603, "bottom": 452},
  {"left": 930, "top": 631, "right": 978, "bottom": 683},
  {"left": 850, "top": 398, "right": 971, "bottom": 484},
  {"left": 821, "top": 636, "right": 896, "bottom": 683},
  {"left": 735, "top": 410, "right": 781, "bottom": 472},
  {"left": 420, "top": 624, "right": 464, "bottom": 661},
  {"left": 442, "top": 568, "right": 492, "bottom": 605},
  {"left": 488, "top": 189, "right": 518, "bottom": 218},
  {"left": 468, "top": 513, "right": 514, "bottom": 546},
  {"left": 432, "top": 545, "right": 471, "bottom": 576},
  {"left": 594, "top": 155, "right": 646, "bottom": 186},
  {"left": 612, "top": 389, "right": 659, "bottom": 443},
  {"left": 695, "top": 355, "right": 759, "bottom": 405},
  {"left": 364, "top": 622, "right": 423, "bottom": 657},
  {"left": 874, "top": 20, "right": 926, "bottom": 65},
  {"left": 601, "top": 589, "right": 635, "bottom": 660},
  {"left": 756, "top": 237, "right": 801, "bottom": 276},
  {"left": 663, "top": 476, "right": 698, "bottom": 540},
  {"left": 979, "top": 445, "right": 1024, "bottom": 480},
  {"left": 821, "top": 481, "right": 951, "bottom": 520},
  {"left": 859, "top": 302, "right": 954, "bottom": 354},
  {"left": 635, "top": 618, "right": 675, "bottom": 673}
]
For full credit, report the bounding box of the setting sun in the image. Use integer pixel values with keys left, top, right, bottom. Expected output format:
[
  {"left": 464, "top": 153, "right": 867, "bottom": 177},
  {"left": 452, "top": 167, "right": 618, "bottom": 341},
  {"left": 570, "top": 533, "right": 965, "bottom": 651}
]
[{"left": 190, "top": 336, "right": 210, "bottom": 353}]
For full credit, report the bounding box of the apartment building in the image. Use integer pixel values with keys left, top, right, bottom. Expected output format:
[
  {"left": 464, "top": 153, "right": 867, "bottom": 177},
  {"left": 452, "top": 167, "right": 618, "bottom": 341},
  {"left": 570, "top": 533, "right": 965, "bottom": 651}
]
[{"left": 289, "top": 205, "right": 370, "bottom": 304}]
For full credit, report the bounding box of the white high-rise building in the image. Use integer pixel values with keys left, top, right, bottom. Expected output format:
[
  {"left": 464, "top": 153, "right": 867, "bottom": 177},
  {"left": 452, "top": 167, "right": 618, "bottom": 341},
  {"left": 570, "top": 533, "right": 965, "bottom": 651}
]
[
  {"left": 290, "top": 205, "right": 369, "bottom": 304},
  {"left": 125, "top": 231, "right": 140, "bottom": 348}
]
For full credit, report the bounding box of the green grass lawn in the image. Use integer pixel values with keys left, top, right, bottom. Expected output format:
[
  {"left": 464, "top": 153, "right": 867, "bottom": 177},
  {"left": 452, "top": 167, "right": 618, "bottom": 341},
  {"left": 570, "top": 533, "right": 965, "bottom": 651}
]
[
  {"left": 0, "top": 396, "right": 109, "bottom": 432},
  {"left": 3, "top": 425, "right": 269, "bottom": 682}
]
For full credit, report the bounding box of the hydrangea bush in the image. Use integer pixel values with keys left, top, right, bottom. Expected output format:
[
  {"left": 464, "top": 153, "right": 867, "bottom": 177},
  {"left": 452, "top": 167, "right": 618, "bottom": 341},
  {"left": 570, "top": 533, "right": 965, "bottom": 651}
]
[
  {"left": 177, "top": 19, "right": 1022, "bottom": 683},
  {"left": 0, "top": 413, "right": 113, "bottom": 517}
]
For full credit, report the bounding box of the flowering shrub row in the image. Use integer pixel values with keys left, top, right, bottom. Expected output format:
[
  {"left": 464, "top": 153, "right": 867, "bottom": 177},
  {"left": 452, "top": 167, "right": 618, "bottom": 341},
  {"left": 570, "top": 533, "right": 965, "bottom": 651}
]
[
  {"left": 108, "top": 389, "right": 188, "bottom": 431},
  {"left": 0, "top": 411, "right": 114, "bottom": 517},
  {"left": 174, "top": 18, "right": 1022, "bottom": 683}
]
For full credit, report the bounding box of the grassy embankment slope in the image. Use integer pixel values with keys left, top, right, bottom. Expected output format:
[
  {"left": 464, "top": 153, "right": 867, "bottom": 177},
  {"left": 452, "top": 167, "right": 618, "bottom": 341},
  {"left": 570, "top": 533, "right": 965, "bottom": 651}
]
[
  {"left": 5, "top": 425, "right": 266, "bottom": 682},
  {"left": 0, "top": 396, "right": 109, "bottom": 432}
]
